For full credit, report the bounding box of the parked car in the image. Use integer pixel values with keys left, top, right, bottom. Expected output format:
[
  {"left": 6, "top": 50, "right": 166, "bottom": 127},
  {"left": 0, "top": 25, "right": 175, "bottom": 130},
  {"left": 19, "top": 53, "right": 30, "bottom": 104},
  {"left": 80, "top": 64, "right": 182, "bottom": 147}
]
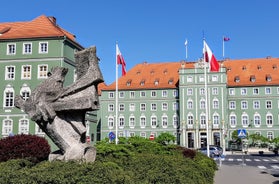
[{"left": 197, "top": 145, "right": 223, "bottom": 158}]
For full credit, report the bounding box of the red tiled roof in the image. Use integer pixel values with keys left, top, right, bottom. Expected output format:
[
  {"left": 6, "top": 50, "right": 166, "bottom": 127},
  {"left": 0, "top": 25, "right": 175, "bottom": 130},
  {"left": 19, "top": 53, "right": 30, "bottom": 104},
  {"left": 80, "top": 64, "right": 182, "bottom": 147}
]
[
  {"left": 223, "top": 57, "right": 279, "bottom": 87},
  {"left": 103, "top": 61, "right": 185, "bottom": 90},
  {"left": 102, "top": 58, "right": 279, "bottom": 91},
  {"left": 0, "top": 15, "right": 77, "bottom": 44}
]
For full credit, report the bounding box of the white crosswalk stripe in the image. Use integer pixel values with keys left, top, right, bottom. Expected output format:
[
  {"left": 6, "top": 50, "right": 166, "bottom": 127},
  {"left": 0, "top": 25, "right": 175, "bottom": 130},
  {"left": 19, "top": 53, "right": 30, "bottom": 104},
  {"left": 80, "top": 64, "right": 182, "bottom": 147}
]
[
  {"left": 254, "top": 159, "right": 261, "bottom": 162},
  {"left": 228, "top": 158, "right": 233, "bottom": 161},
  {"left": 271, "top": 165, "right": 279, "bottom": 169},
  {"left": 236, "top": 159, "right": 242, "bottom": 161},
  {"left": 245, "top": 159, "right": 252, "bottom": 161},
  {"left": 263, "top": 159, "right": 269, "bottom": 162},
  {"left": 258, "top": 166, "right": 267, "bottom": 170},
  {"left": 271, "top": 159, "right": 278, "bottom": 162}
]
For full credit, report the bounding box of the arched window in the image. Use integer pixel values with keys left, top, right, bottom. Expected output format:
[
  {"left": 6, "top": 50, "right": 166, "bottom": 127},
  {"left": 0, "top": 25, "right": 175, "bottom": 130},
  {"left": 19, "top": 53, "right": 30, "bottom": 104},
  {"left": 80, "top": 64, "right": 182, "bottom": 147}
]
[
  {"left": 3, "top": 85, "right": 14, "bottom": 108},
  {"left": 2, "top": 118, "right": 13, "bottom": 136},
  {"left": 19, "top": 118, "right": 29, "bottom": 134}
]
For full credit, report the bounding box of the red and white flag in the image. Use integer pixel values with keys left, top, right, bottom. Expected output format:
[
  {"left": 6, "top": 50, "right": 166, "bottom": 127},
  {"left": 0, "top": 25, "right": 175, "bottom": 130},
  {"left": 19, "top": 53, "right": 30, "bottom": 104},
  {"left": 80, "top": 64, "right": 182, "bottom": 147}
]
[
  {"left": 203, "top": 40, "right": 219, "bottom": 72},
  {"left": 116, "top": 44, "right": 126, "bottom": 76}
]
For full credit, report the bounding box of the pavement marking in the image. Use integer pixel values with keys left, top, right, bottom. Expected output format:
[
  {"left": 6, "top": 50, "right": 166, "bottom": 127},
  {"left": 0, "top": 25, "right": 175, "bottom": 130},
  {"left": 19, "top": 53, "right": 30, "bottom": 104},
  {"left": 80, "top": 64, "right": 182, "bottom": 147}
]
[
  {"left": 254, "top": 159, "right": 261, "bottom": 162},
  {"left": 228, "top": 158, "right": 234, "bottom": 161},
  {"left": 271, "top": 165, "right": 279, "bottom": 169},
  {"left": 258, "top": 166, "right": 267, "bottom": 170},
  {"left": 236, "top": 159, "right": 242, "bottom": 161},
  {"left": 245, "top": 159, "right": 252, "bottom": 161},
  {"left": 263, "top": 159, "right": 269, "bottom": 162},
  {"left": 271, "top": 159, "right": 278, "bottom": 162}
]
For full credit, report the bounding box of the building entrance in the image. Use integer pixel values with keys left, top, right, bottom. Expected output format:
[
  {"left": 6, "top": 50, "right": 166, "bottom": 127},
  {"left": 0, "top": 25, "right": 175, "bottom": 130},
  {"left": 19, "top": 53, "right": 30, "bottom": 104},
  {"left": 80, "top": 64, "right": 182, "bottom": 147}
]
[
  {"left": 187, "top": 132, "right": 194, "bottom": 148},
  {"left": 200, "top": 132, "right": 207, "bottom": 148}
]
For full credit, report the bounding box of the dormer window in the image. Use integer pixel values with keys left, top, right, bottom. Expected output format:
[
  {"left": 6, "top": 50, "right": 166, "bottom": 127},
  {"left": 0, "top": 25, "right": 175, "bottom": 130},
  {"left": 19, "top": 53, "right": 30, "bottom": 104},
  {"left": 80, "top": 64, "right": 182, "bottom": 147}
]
[
  {"left": 257, "top": 65, "right": 262, "bottom": 70},
  {"left": 272, "top": 64, "right": 277, "bottom": 70},
  {"left": 227, "top": 67, "right": 231, "bottom": 71},
  {"left": 168, "top": 78, "right": 174, "bottom": 85},
  {"left": 250, "top": 75, "right": 256, "bottom": 82},
  {"left": 242, "top": 66, "right": 246, "bottom": 70},
  {"left": 126, "top": 79, "right": 132, "bottom": 86},
  {"left": 234, "top": 76, "right": 240, "bottom": 82},
  {"left": 140, "top": 79, "right": 145, "bottom": 86},
  {"left": 266, "top": 74, "right": 272, "bottom": 82},
  {"left": 136, "top": 71, "right": 141, "bottom": 75},
  {"left": 150, "top": 70, "right": 155, "bottom": 75},
  {"left": 163, "top": 69, "right": 168, "bottom": 75},
  {"left": 154, "top": 78, "right": 159, "bottom": 85}
]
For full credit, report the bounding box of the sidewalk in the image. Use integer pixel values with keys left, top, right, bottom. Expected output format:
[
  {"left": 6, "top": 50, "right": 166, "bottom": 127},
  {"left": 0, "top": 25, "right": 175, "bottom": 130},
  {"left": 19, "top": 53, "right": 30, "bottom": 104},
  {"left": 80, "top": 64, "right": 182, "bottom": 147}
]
[{"left": 214, "top": 164, "right": 279, "bottom": 184}]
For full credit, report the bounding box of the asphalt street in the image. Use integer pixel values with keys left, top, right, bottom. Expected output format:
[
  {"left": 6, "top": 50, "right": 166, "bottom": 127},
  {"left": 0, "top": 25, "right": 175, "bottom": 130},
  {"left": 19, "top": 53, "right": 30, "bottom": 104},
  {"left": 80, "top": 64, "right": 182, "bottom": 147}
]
[{"left": 214, "top": 152, "right": 279, "bottom": 184}]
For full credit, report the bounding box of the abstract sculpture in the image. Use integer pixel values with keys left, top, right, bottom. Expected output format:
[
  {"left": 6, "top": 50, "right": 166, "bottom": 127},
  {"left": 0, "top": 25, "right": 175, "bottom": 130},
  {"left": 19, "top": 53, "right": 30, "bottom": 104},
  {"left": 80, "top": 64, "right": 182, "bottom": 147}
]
[{"left": 15, "top": 46, "right": 103, "bottom": 162}]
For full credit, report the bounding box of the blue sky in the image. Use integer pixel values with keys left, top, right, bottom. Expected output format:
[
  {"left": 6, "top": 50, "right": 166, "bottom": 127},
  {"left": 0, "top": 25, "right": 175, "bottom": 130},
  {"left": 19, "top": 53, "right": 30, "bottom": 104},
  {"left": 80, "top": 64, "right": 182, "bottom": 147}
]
[{"left": 1, "top": 0, "right": 279, "bottom": 84}]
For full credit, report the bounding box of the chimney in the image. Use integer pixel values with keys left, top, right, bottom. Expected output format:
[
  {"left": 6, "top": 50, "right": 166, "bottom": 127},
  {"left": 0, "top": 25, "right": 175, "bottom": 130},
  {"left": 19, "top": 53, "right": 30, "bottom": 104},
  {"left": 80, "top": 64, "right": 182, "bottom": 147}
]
[{"left": 48, "top": 16, "right": 56, "bottom": 25}]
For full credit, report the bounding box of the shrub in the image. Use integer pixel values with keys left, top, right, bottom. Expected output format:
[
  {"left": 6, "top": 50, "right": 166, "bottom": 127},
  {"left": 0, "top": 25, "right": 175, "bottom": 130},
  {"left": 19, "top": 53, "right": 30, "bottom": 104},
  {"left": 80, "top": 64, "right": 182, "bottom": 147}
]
[
  {"left": 182, "top": 147, "right": 197, "bottom": 159},
  {"left": 0, "top": 134, "right": 50, "bottom": 163}
]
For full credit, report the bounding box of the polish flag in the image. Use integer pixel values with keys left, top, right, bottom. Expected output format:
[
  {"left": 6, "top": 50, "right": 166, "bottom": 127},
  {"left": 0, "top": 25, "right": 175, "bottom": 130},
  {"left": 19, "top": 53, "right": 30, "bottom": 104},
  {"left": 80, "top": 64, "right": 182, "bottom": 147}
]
[
  {"left": 203, "top": 40, "right": 219, "bottom": 72},
  {"left": 116, "top": 44, "right": 126, "bottom": 76},
  {"left": 223, "top": 37, "right": 230, "bottom": 41}
]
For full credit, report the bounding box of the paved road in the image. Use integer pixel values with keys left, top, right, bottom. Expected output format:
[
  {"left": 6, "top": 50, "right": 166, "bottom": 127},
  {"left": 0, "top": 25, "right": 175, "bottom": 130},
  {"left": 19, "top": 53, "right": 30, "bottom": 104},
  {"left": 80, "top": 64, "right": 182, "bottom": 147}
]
[
  {"left": 214, "top": 153, "right": 279, "bottom": 171},
  {"left": 214, "top": 153, "right": 279, "bottom": 184}
]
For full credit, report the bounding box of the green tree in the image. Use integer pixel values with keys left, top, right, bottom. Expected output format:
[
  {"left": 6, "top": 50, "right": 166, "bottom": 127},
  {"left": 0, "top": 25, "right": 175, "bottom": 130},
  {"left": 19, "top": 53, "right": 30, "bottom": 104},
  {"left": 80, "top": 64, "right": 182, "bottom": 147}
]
[{"left": 155, "top": 132, "right": 176, "bottom": 145}]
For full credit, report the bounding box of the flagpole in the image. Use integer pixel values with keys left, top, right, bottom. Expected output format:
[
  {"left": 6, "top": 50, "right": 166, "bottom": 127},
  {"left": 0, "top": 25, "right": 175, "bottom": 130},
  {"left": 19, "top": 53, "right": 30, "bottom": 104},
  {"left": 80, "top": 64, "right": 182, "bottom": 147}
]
[
  {"left": 115, "top": 43, "right": 119, "bottom": 145},
  {"left": 203, "top": 39, "right": 210, "bottom": 157},
  {"left": 222, "top": 36, "right": 225, "bottom": 59},
  {"left": 185, "top": 39, "right": 188, "bottom": 60}
]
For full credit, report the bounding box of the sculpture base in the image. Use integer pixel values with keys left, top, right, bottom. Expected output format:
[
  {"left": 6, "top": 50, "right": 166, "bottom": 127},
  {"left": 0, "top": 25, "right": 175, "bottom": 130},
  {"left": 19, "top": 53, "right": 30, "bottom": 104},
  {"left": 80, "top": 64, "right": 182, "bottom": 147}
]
[{"left": 49, "top": 146, "right": 96, "bottom": 163}]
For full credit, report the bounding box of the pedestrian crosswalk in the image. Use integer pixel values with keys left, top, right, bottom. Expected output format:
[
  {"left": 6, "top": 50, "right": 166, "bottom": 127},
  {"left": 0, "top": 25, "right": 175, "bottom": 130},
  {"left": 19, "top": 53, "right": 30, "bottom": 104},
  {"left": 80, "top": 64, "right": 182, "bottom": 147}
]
[
  {"left": 214, "top": 157, "right": 279, "bottom": 162},
  {"left": 214, "top": 157, "right": 279, "bottom": 170}
]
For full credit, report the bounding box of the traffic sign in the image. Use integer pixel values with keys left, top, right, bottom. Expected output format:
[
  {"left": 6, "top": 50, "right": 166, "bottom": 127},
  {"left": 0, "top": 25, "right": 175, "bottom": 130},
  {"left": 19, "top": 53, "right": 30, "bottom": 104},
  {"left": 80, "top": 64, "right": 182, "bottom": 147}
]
[
  {"left": 237, "top": 129, "right": 247, "bottom": 138},
  {"left": 109, "top": 132, "right": 116, "bottom": 140},
  {"left": 149, "top": 134, "right": 155, "bottom": 141}
]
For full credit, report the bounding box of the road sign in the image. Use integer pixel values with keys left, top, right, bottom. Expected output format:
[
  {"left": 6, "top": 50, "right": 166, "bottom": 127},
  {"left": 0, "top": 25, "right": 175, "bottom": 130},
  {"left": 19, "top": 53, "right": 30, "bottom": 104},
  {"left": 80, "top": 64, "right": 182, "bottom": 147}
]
[
  {"left": 149, "top": 134, "right": 154, "bottom": 141},
  {"left": 237, "top": 129, "right": 247, "bottom": 138},
  {"left": 109, "top": 132, "right": 116, "bottom": 140}
]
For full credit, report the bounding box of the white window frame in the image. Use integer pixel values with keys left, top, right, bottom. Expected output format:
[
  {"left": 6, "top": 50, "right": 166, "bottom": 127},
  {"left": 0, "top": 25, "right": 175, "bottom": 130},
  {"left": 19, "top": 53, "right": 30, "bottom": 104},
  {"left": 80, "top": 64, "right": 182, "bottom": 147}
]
[
  {"left": 229, "top": 101, "right": 236, "bottom": 109},
  {"left": 253, "top": 100, "right": 260, "bottom": 109},
  {"left": 108, "top": 92, "right": 114, "bottom": 98},
  {"left": 162, "top": 102, "right": 168, "bottom": 111},
  {"left": 39, "top": 42, "right": 48, "bottom": 53},
  {"left": 7, "top": 43, "right": 16, "bottom": 55},
  {"left": 3, "top": 86, "right": 14, "bottom": 108},
  {"left": 151, "top": 103, "right": 157, "bottom": 111},
  {"left": 162, "top": 115, "right": 168, "bottom": 128},
  {"left": 129, "top": 103, "right": 135, "bottom": 111},
  {"left": 119, "top": 116, "right": 125, "bottom": 128},
  {"left": 20, "top": 86, "right": 31, "bottom": 101},
  {"left": 129, "top": 116, "right": 135, "bottom": 127},
  {"left": 108, "top": 104, "right": 114, "bottom": 112},
  {"left": 140, "top": 103, "right": 146, "bottom": 111},
  {"left": 18, "top": 118, "right": 29, "bottom": 134},
  {"left": 5, "top": 66, "right": 15, "bottom": 80},
  {"left": 151, "top": 116, "right": 157, "bottom": 128},
  {"left": 173, "top": 114, "right": 178, "bottom": 128},
  {"left": 38, "top": 64, "right": 48, "bottom": 79},
  {"left": 108, "top": 116, "right": 114, "bottom": 129},
  {"left": 2, "top": 118, "right": 13, "bottom": 136},
  {"left": 23, "top": 43, "right": 32, "bottom": 54},
  {"left": 21, "top": 65, "right": 32, "bottom": 79},
  {"left": 162, "top": 90, "right": 168, "bottom": 97},
  {"left": 230, "top": 114, "right": 237, "bottom": 127},
  {"left": 140, "top": 116, "right": 146, "bottom": 128},
  {"left": 242, "top": 114, "right": 249, "bottom": 127},
  {"left": 187, "top": 88, "right": 193, "bottom": 95}
]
